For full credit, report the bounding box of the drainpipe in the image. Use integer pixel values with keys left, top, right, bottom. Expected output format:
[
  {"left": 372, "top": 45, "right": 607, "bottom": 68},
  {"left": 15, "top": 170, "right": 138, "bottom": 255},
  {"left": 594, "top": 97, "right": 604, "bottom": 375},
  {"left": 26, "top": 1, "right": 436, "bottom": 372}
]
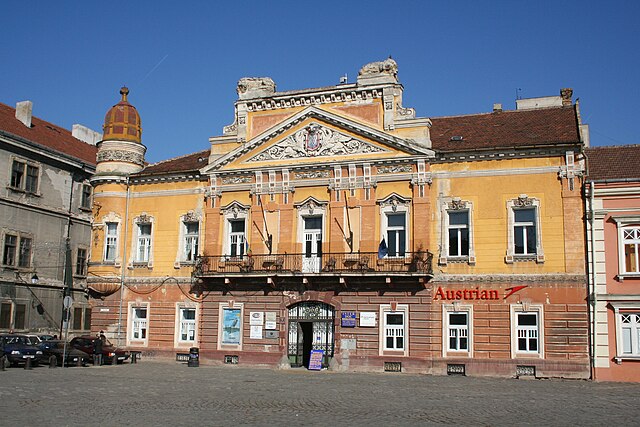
[
  {"left": 587, "top": 180, "right": 597, "bottom": 380},
  {"left": 116, "top": 177, "right": 131, "bottom": 347}
]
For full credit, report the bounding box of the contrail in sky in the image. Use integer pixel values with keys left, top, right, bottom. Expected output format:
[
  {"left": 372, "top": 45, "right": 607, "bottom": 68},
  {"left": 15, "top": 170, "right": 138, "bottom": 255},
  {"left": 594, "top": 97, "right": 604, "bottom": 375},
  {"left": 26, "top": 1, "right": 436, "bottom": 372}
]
[{"left": 141, "top": 54, "right": 169, "bottom": 82}]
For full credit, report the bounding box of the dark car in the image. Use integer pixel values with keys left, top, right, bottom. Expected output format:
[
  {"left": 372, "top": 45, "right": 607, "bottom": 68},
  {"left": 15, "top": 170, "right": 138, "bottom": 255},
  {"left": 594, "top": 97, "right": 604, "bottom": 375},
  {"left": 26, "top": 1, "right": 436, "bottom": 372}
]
[
  {"left": 0, "top": 334, "right": 44, "bottom": 367},
  {"left": 40, "top": 340, "right": 90, "bottom": 367},
  {"left": 69, "top": 336, "right": 130, "bottom": 364}
]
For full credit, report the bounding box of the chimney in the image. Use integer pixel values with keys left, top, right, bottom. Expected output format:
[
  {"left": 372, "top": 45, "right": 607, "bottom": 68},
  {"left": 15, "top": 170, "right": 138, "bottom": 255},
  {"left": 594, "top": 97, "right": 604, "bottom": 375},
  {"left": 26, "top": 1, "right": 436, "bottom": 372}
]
[
  {"left": 493, "top": 103, "right": 503, "bottom": 113},
  {"left": 560, "top": 88, "right": 573, "bottom": 106},
  {"left": 16, "top": 101, "right": 33, "bottom": 128},
  {"left": 72, "top": 124, "right": 102, "bottom": 145}
]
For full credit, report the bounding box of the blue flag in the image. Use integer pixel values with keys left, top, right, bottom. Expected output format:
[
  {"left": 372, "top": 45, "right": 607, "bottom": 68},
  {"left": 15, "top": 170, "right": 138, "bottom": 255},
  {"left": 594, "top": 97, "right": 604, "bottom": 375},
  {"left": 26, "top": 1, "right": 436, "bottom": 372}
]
[{"left": 378, "top": 238, "right": 388, "bottom": 259}]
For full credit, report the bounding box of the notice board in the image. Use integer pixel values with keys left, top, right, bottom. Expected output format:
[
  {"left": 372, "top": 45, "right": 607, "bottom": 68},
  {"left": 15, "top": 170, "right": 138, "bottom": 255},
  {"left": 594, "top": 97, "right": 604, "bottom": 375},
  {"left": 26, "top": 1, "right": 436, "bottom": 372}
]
[{"left": 308, "top": 349, "right": 324, "bottom": 370}]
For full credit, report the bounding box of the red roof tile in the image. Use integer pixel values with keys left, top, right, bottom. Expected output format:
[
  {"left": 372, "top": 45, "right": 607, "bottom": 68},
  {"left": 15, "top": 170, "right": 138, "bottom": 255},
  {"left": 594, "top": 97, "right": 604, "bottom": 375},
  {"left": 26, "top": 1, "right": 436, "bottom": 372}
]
[
  {"left": 585, "top": 145, "right": 640, "bottom": 181},
  {"left": 0, "top": 102, "right": 97, "bottom": 165},
  {"left": 430, "top": 106, "right": 580, "bottom": 152},
  {"left": 136, "top": 150, "right": 210, "bottom": 176}
]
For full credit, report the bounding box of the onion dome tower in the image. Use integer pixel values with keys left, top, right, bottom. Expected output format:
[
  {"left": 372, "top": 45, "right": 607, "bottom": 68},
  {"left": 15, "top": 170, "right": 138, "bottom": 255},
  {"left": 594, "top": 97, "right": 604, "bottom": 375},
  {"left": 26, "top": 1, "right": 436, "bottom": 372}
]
[{"left": 94, "top": 87, "right": 147, "bottom": 177}]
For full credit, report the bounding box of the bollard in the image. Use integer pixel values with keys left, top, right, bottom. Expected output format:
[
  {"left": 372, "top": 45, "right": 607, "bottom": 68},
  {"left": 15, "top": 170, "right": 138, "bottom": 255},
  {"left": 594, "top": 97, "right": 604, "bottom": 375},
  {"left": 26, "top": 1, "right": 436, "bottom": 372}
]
[
  {"left": 0, "top": 356, "right": 5, "bottom": 371},
  {"left": 49, "top": 355, "right": 57, "bottom": 369},
  {"left": 188, "top": 347, "right": 199, "bottom": 367},
  {"left": 24, "top": 357, "right": 32, "bottom": 370},
  {"left": 76, "top": 356, "right": 83, "bottom": 367}
]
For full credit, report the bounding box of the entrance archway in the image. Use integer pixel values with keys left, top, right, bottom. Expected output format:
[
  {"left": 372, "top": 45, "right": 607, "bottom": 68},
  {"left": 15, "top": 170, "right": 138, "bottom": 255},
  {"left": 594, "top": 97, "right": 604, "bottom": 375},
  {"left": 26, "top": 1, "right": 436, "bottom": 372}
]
[{"left": 287, "top": 301, "right": 335, "bottom": 368}]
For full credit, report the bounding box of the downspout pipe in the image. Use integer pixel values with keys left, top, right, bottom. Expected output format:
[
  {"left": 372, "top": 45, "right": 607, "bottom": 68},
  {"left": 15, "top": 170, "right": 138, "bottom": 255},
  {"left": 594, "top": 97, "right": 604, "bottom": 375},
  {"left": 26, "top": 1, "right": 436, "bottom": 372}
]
[
  {"left": 116, "top": 177, "right": 131, "bottom": 347},
  {"left": 587, "top": 180, "right": 597, "bottom": 380}
]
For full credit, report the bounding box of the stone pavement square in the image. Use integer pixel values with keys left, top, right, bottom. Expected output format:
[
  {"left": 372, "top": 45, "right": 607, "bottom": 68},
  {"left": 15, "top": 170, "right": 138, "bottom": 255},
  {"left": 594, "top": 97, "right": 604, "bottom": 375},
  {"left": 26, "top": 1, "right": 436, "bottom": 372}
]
[{"left": 1, "top": 360, "right": 639, "bottom": 426}]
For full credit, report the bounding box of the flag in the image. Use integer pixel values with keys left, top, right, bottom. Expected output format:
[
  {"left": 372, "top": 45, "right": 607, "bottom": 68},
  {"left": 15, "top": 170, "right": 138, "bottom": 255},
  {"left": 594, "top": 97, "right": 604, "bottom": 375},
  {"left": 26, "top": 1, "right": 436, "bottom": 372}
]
[
  {"left": 245, "top": 240, "right": 251, "bottom": 257},
  {"left": 378, "top": 238, "right": 388, "bottom": 259}
]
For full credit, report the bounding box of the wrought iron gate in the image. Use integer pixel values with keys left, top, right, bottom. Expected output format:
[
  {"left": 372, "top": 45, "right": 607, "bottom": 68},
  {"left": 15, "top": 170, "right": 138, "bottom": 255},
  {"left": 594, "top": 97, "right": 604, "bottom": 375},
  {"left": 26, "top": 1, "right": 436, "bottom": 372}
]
[{"left": 287, "top": 301, "right": 335, "bottom": 367}]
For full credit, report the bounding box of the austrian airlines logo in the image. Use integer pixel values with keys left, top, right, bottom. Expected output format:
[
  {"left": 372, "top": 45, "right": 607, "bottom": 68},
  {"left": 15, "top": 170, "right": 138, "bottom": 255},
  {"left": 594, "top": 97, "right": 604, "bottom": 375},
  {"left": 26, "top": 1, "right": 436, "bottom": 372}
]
[{"left": 433, "top": 285, "right": 528, "bottom": 301}]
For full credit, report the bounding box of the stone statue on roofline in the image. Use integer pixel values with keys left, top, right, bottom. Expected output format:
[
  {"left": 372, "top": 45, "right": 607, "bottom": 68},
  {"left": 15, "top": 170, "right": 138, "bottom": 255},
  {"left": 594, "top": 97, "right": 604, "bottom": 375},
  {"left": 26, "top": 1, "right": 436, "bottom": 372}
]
[
  {"left": 357, "top": 57, "right": 399, "bottom": 85},
  {"left": 237, "top": 77, "right": 276, "bottom": 100}
]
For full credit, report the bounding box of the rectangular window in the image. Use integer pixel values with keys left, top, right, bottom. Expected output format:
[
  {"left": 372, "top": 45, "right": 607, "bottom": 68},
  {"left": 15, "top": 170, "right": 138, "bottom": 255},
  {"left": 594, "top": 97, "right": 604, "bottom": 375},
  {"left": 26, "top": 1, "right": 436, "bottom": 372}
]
[
  {"left": 131, "top": 307, "right": 148, "bottom": 340},
  {"left": 179, "top": 308, "right": 196, "bottom": 343},
  {"left": 622, "top": 227, "right": 640, "bottom": 274},
  {"left": 620, "top": 313, "right": 640, "bottom": 356},
  {"left": 0, "top": 302, "right": 11, "bottom": 328},
  {"left": 18, "top": 237, "right": 32, "bottom": 268},
  {"left": 2, "top": 234, "right": 17, "bottom": 266},
  {"left": 14, "top": 303, "right": 26, "bottom": 330},
  {"left": 25, "top": 165, "right": 39, "bottom": 193},
  {"left": 514, "top": 208, "right": 537, "bottom": 255},
  {"left": 104, "top": 222, "right": 118, "bottom": 262},
  {"left": 229, "top": 220, "right": 245, "bottom": 257},
  {"left": 448, "top": 211, "right": 469, "bottom": 257},
  {"left": 10, "top": 160, "right": 25, "bottom": 189},
  {"left": 76, "top": 248, "right": 87, "bottom": 276},
  {"left": 448, "top": 312, "right": 469, "bottom": 351},
  {"left": 516, "top": 312, "right": 539, "bottom": 353},
  {"left": 83, "top": 308, "right": 91, "bottom": 330},
  {"left": 184, "top": 222, "right": 199, "bottom": 262},
  {"left": 136, "top": 223, "right": 152, "bottom": 262},
  {"left": 73, "top": 307, "right": 83, "bottom": 330},
  {"left": 384, "top": 312, "right": 405, "bottom": 350},
  {"left": 81, "top": 184, "right": 92, "bottom": 209},
  {"left": 386, "top": 213, "right": 406, "bottom": 257}
]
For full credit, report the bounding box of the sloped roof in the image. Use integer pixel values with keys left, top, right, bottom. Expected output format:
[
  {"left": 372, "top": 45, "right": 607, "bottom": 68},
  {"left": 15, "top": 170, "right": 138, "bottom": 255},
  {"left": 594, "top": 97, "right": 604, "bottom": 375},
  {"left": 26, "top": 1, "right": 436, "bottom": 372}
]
[
  {"left": 0, "top": 102, "right": 97, "bottom": 165},
  {"left": 430, "top": 106, "right": 580, "bottom": 152},
  {"left": 585, "top": 145, "right": 640, "bottom": 181},
  {"left": 136, "top": 149, "right": 209, "bottom": 176}
]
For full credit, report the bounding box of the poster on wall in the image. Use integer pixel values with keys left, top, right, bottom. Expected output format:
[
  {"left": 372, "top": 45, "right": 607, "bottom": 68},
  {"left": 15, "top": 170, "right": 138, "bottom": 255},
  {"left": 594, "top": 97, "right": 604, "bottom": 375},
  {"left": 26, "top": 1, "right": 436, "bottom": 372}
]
[
  {"left": 308, "top": 349, "right": 324, "bottom": 370},
  {"left": 360, "top": 312, "right": 376, "bottom": 327},
  {"left": 222, "top": 308, "right": 242, "bottom": 344},
  {"left": 265, "top": 312, "right": 277, "bottom": 329},
  {"left": 250, "top": 325, "right": 263, "bottom": 339},
  {"left": 250, "top": 311, "right": 264, "bottom": 326}
]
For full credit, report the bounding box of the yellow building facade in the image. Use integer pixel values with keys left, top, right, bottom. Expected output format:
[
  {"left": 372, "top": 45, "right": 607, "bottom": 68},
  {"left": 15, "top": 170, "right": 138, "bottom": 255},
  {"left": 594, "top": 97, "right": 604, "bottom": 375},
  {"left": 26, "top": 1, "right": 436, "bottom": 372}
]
[{"left": 88, "top": 61, "right": 590, "bottom": 377}]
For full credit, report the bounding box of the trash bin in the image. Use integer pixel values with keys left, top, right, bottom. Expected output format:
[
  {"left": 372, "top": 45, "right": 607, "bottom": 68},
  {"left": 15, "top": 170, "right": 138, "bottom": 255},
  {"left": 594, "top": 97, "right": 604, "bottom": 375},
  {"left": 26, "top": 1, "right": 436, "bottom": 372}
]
[{"left": 188, "top": 347, "right": 199, "bottom": 367}]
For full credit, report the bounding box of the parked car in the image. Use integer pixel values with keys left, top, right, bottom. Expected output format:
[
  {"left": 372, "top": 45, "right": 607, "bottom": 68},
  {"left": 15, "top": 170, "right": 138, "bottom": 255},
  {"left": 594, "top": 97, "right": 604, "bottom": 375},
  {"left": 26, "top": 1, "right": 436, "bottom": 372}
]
[
  {"left": 69, "top": 336, "right": 130, "bottom": 364},
  {"left": 40, "top": 340, "right": 90, "bottom": 367},
  {"left": 0, "top": 334, "right": 44, "bottom": 367}
]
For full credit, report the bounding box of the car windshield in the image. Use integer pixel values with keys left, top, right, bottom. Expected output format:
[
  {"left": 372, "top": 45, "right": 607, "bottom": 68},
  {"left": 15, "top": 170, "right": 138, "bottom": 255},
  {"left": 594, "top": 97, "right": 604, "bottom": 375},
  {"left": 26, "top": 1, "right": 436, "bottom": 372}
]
[
  {"left": 5, "top": 336, "right": 28, "bottom": 345},
  {"left": 27, "top": 336, "right": 41, "bottom": 345}
]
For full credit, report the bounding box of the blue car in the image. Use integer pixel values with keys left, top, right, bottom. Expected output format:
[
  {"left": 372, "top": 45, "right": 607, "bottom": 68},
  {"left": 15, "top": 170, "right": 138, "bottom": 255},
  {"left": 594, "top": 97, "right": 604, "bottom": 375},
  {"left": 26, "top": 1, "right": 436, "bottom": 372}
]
[{"left": 1, "top": 334, "right": 43, "bottom": 367}]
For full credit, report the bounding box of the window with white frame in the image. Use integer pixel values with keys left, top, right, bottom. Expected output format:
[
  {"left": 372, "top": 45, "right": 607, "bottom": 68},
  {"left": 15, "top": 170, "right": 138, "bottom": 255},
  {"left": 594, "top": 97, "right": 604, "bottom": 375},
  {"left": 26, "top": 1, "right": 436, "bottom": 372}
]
[
  {"left": 440, "top": 199, "right": 475, "bottom": 265},
  {"left": 228, "top": 219, "right": 245, "bottom": 257},
  {"left": 130, "top": 306, "right": 148, "bottom": 341},
  {"left": 448, "top": 211, "right": 469, "bottom": 257},
  {"left": 506, "top": 195, "right": 543, "bottom": 263},
  {"left": 620, "top": 312, "right": 640, "bottom": 357},
  {"left": 510, "top": 304, "right": 543, "bottom": 358},
  {"left": 136, "top": 223, "right": 152, "bottom": 263},
  {"left": 183, "top": 222, "right": 199, "bottom": 262},
  {"left": 442, "top": 304, "right": 473, "bottom": 356},
  {"left": 384, "top": 312, "right": 405, "bottom": 350},
  {"left": 386, "top": 213, "right": 406, "bottom": 257},
  {"left": 10, "top": 159, "right": 39, "bottom": 194},
  {"left": 2, "top": 232, "right": 32, "bottom": 268},
  {"left": 104, "top": 222, "right": 118, "bottom": 262},
  {"left": 379, "top": 304, "right": 409, "bottom": 355},
  {"left": 621, "top": 226, "right": 640, "bottom": 274},
  {"left": 178, "top": 307, "right": 196, "bottom": 343}
]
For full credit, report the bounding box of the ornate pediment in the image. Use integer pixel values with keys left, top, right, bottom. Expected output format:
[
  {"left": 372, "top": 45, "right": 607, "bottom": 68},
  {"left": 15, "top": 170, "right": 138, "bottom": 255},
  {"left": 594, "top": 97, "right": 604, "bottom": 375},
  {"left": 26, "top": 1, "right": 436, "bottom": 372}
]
[{"left": 246, "top": 123, "right": 388, "bottom": 163}]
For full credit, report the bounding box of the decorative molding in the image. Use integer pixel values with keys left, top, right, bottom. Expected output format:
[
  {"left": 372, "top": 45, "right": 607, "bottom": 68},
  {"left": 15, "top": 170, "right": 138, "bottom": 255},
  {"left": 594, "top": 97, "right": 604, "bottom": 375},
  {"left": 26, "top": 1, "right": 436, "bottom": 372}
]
[
  {"left": 431, "top": 274, "right": 586, "bottom": 283},
  {"left": 221, "top": 176, "right": 252, "bottom": 184},
  {"left": 448, "top": 198, "right": 468, "bottom": 210},
  {"left": 378, "top": 193, "right": 411, "bottom": 212},
  {"left": 395, "top": 103, "right": 415, "bottom": 119},
  {"left": 513, "top": 194, "right": 534, "bottom": 208},
  {"left": 136, "top": 213, "right": 152, "bottom": 224},
  {"left": 246, "top": 124, "right": 386, "bottom": 162},
  {"left": 97, "top": 150, "right": 144, "bottom": 166},
  {"left": 294, "top": 170, "right": 330, "bottom": 180},
  {"left": 183, "top": 210, "right": 199, "bottom": 223},
  {"left": 378, "top": 164, "right": 412, "bottom": 174}
]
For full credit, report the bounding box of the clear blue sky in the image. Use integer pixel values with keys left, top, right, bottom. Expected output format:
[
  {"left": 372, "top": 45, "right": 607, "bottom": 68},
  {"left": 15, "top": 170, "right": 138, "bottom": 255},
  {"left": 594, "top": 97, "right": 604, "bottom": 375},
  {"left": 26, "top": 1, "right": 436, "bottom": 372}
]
[{"left": 2, "top": 1, "right": 638, "bottom": 163}]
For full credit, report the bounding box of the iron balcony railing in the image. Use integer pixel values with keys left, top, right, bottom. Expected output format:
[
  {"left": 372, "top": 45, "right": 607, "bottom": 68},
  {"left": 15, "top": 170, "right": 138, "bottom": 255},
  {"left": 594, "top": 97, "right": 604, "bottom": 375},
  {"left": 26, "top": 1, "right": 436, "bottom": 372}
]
[{"left": 194, "top": 251, "right": 433, "bottom": 276}]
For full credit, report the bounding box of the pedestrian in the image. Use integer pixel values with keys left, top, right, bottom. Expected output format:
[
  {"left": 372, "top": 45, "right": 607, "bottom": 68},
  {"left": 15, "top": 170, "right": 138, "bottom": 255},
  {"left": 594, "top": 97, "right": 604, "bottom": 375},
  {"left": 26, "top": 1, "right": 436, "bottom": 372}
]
[
  {"left": 99, "top": 330, "right": 106, "bottom": 343},
  {"left": 93, "top": 334, "right": 103, "bottom": 366}
]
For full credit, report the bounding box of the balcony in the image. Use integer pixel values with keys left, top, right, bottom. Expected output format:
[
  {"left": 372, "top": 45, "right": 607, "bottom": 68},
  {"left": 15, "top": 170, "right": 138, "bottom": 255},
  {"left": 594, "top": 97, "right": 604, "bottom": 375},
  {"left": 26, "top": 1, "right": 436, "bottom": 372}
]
[{"left": 193, "top": 251, "right": 433, "bottom": 294}]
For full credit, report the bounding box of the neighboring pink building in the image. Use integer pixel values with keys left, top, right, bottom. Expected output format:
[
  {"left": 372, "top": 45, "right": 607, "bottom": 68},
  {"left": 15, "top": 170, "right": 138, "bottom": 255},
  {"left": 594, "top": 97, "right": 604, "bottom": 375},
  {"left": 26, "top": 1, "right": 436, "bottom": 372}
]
[{"left": 586, "top": 145, "right": 640, "bottom": 382}]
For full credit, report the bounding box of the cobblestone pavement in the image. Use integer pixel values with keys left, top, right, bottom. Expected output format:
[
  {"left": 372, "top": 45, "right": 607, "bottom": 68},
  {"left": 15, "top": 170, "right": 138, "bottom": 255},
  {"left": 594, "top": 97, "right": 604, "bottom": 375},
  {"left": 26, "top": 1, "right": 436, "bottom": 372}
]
[{"left": 1, "top": 361, "right": 639, "bottom": 426}]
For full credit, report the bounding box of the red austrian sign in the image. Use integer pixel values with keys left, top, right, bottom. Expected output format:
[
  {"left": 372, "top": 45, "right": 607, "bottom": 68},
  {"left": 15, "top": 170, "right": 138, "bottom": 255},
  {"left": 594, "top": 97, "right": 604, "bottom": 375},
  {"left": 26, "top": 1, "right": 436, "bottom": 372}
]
[{"left": 433, "top": 285, "right": 527, "bottom": 301}]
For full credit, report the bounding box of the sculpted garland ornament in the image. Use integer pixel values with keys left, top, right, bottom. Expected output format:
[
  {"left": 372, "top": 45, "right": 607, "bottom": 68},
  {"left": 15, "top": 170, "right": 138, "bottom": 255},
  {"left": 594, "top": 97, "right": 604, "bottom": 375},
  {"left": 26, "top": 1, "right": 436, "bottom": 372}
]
[{"left": 247, "top": 124, "right": 386, "bottom": 162}]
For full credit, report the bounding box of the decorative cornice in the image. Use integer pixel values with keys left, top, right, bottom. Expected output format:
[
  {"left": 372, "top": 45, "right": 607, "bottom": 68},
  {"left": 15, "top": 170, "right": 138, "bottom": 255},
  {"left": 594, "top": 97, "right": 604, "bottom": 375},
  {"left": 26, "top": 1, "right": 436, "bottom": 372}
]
[
  {"left": 294, "top": 170, "right": 331, "bottom": 179},
  {"left": 431, "top": 274, "right": 586, "bottom": 283},
  {"left": 378, "top": 164, "right": 412, "bottom": 174},
  {"left": 97, "top": 150, "right": 144, "bottom": 166}
]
